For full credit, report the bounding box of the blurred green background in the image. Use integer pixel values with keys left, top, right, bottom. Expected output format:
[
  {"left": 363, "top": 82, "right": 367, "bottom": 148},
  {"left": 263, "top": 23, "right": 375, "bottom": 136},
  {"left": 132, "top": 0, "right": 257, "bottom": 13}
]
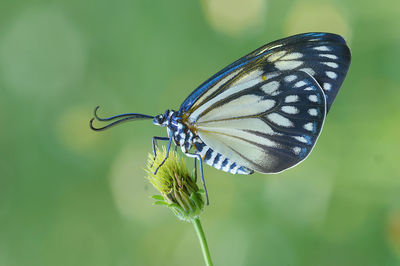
[{"left": 1, "top": 0, "right": 400, "bottom": 265}]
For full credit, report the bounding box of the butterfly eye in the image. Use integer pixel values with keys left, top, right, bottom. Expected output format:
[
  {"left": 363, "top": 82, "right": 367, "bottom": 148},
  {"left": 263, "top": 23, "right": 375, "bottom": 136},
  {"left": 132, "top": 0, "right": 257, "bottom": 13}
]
[{"left": 153, "top": 115, "right": 163, "bottom": 125}]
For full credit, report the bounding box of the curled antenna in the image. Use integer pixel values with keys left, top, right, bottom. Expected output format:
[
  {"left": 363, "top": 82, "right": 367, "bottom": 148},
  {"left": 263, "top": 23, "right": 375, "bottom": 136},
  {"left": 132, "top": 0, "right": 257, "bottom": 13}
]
[{"left": 90, "top": 106, "right": 154, "bottom": 131}]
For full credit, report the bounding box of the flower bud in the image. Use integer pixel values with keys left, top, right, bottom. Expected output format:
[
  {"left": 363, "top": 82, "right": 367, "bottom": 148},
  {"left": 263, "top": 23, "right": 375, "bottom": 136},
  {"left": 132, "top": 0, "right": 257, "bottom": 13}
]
[{"left": 145, "top": 147, "right": 204, "bottom": 222}]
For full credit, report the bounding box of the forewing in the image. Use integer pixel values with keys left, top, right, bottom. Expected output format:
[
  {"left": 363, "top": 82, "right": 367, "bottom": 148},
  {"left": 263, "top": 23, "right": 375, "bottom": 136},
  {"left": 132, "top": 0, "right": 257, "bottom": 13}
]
[
  {"left": 192, "top": 71, "right": 327, "bottom": 173},
  {"left": 179, "top": 32, "right": 350, "bottom": 116}
]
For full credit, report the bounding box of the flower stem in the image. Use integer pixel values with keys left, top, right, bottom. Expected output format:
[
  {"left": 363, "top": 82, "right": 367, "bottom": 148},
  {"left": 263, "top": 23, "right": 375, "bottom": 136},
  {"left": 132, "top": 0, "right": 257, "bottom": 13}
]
[{"left": 192, "top": 218, "right": 213, "bottom": 266}]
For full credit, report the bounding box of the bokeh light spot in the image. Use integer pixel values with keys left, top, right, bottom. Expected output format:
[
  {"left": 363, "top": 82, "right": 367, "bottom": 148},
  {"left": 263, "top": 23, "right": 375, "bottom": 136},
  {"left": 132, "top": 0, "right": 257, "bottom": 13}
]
[
  {"left": 109, "top": 144, "right": 165, "bottom": 224},
  {"left": 202, "top": 0, "right": 267, "bottom": 36},
  {"left": 0, "top": 7, "right": 87, "bottom": 99},
  {"left": 284, "top": 2, "right": 351, "bottom": 41}
]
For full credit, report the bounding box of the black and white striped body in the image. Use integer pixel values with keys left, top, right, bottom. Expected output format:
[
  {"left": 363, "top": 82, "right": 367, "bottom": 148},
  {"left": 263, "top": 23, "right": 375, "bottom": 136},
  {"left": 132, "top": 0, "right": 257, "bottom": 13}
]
[
  {"left": 193, "top": 139, "right": 253, "bottom": 174},
  {"left": 153, "top": 110, "right": 253, "bottom": 175}
]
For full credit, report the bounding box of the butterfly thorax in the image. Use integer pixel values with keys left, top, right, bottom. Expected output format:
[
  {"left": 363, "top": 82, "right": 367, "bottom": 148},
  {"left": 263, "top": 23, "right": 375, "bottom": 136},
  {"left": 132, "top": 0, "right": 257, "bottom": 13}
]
[{"left": 153, "top": 110, "right": 194, "bottom": 153}]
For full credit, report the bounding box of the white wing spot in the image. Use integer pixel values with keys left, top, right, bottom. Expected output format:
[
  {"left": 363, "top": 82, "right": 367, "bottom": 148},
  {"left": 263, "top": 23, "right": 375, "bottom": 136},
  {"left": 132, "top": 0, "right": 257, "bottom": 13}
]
[
  {"left": 284, "top": 75, "right": 297, "bottom": 83},
  {"left": 293, "top": 147, "right": 301, "bottom": 155},
  {"left": 308, "top": 95, "right": 318, "bottom": 102},
  {"left": 295, "top": 80, "right": 307, "bottom": 88},
  {"left": 293, "top": 136, "right": 308, "bottom": 143},
  {"left": 267, "top": 113, "right": 293, "bottom": 127},
  {"left": 281, "top": 106, "right": 299, "bottom": 114},
  {"left": 323, "top": 62, "right": 339, "bottom": 68},
  {"left": 300, "top": 68, "right": 315, "bottom": 76},
  {"left": 266, "top": 72, "right": 281, "bottom": 80},
  {"left": 263, "top": 99, "right": 276, "bottom": 111},
  {"left": 281, "top": 52, "right": 303, "bottom": 60},
  {"left": 326, "top": 71, "right": 337, "bottom": 79},
  {"left": 308, "top": 108, "right": 318, "bottom": 116},
  {"left": 304, "top": 87, "right": 314, "bottom": 91},
  {"left": 261, "top": 81, "right": 280, "bottom": 95},
  {"left": 275, "top": 60, "right": 303, "bottom": 70},
  {"left": 314, "top": 46, "right": 331, "bottom": 51},
  {"left": 285, "top": 95, "right": 299, "bottom": 103},
  {"left": 267, "top": 50, "right": 286, "bottom": 62},
  {"left": 304, "top": 122, "right": 314, "bottom": 131},
  {"left": 320, "top": 54, "right": 338, "bottom": 59},
  {"left": 323, "top": 83, "right": 332, "bottom": 91}
]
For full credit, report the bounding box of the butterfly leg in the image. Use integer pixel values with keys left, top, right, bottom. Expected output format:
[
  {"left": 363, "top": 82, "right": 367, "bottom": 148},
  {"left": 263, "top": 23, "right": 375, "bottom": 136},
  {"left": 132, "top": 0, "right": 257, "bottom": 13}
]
[
  {"left": 186, "top": 152, "right": 209, "bottom": 205},
  {"left": 151, "top": 136, "right": 170, "bottom": 167},
  {"left": 152, "top": 136, "right": 170, "bottom": 158},
  {"left": 154, "top": 136, "right": 173, "bottom": 175}
]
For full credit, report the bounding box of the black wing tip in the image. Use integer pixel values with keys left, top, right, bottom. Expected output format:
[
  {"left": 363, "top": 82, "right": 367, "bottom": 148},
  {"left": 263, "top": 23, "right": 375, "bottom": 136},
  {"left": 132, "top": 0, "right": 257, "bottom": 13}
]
[
  {"left": 289, "top": 32, "right": 349, "bottom": 45},
  {"left": 303, "top": 32, "right": 352, "bottom": 64}
]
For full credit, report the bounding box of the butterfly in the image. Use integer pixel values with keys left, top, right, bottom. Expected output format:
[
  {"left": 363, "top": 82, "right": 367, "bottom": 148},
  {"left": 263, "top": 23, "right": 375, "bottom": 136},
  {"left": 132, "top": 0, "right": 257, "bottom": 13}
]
[{"left": 90, "top": 32, "right": 351, "bottom": 204}]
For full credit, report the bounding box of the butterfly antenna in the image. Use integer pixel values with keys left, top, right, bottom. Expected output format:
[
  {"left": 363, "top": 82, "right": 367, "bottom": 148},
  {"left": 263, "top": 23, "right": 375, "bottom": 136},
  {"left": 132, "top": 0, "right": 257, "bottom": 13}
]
[{"left": 90, "top": 106, "right": 154, "bottom": 131}]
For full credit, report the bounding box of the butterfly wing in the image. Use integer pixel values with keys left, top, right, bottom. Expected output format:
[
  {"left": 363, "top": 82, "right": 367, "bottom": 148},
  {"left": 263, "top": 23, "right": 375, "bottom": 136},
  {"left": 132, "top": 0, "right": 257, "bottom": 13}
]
[
  {"left": 192, "top": 70, "right": 326, "bottom": 173},
  {"left": 179, "top": 32, "right": 350, "bottom": 115},
  {"left": 178, "top": 32, "right": 350, "bottom": 173}
]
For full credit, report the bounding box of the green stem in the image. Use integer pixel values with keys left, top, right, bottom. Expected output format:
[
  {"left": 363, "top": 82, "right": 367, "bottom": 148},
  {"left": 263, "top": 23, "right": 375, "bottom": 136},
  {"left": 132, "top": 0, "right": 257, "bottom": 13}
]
[{"left": 192, "top": 218, "right": 213, "bottom": 266}]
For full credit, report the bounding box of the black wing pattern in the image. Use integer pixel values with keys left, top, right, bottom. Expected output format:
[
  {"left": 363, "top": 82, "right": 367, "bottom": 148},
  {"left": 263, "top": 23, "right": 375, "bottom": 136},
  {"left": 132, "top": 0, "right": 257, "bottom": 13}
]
[
  {"left": 179, "top": 32, "right": 350, "bottom": 114},
  {"left": 190, "top": 70, "right": 326, "bottom": 173},
  {"left": 179, "top": 33, "right": 350, "bottom": 173}
]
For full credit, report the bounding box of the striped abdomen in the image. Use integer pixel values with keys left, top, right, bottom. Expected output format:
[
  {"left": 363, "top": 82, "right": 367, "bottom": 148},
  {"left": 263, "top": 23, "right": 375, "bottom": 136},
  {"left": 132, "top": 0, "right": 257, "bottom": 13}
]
[{"left": 193, "top": 139, "right": 253, "bottom": 175}]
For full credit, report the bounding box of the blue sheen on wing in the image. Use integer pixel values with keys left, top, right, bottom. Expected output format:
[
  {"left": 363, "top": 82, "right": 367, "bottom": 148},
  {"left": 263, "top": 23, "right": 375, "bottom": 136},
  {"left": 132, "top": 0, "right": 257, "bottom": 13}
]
[
  {"left": 179, "top": 61, "right": 249, "bottom": 114},
  {"left": 179, "top": 48, "right": 277, "bottom": 114},
  {"left": 179, "top": 32, "right": 350, "bottom": 115}
]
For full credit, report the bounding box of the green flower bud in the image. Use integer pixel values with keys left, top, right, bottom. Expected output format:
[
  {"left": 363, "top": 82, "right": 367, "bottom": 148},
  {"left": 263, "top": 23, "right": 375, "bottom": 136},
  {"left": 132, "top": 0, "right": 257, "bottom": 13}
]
[{"left": 145, "top": 147, "right": 204, "bottom": 222}]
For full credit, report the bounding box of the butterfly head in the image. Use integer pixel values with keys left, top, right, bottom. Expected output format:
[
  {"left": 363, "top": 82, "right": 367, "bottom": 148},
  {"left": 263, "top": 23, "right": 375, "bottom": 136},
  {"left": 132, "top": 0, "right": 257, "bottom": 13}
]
[
  {"left": 153, "top": 110, "right": 176, "bottom": 127},
  {"left": 153, "top": 113, "right": 167, "bottom": 126}
]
